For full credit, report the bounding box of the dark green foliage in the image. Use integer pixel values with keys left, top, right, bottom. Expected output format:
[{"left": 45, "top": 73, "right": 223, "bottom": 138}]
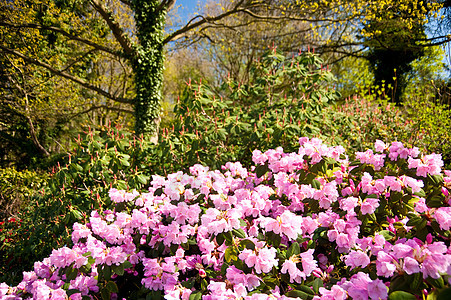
[
  {"left": 0, "top": 168, "right": 48, "bottom": 221},
  {"left": 161, "top": 48, "right": 340, "bottom": 170},
  {"left": 405, "top": 97, "right": 451, "bottom": 168},
  {"left": 364, "top": 17, "right": 426, "bottom": 104},
  {"left": 0, "top": 168, "right": 48, "bottom": 283}
]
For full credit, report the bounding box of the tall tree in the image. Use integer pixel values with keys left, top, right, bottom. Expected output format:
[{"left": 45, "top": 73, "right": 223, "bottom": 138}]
[{"left": 0, "top": 0, "right": 135, "bottom": 166}]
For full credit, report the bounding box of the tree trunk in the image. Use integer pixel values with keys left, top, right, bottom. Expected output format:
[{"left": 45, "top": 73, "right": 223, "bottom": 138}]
[{"left": 132, "top": 0, "right": 167, "bottom": 142}]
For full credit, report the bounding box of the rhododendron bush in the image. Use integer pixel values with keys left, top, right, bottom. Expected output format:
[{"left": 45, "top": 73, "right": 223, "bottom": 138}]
[{"left": 2, "top": 138, "right": 451, "bottom": 299}]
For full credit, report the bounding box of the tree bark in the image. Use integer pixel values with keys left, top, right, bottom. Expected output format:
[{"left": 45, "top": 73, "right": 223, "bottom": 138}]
[{"left": 131, "top": 0, "right": 168, "bottom": 141}]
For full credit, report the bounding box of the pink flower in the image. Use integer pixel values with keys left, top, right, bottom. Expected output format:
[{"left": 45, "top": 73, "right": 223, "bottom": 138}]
[
  {"left": 415, "top": 197, "right": 428, "bottom": 213},
  {"left": 403, "top": 256, "right": 420, "bottom": 274},
  {"left": 339, "top": 197, "right": 358, "bottom": 212},
  {"left": 375, "top": 140, "right": 387, "bottom": 153},
  {"left": 226, "top": 266, "right": 261, "bottom": 290},
  {"left": 300, "top": 249, "right": 318, "bottom": 276},
  {"left": 281, "top": 258, "right": 305, "bottom": 284},
  {"left": 376, "top": 252, "right": 397, "bottom": 277},
  {"left": 69, "top": 275, "right": 99, "bottom": 295},
  {"left": 49, "top": 247, "right": 87, "bottom": 269},
  {"left": 252, "top": 149, "right": 268, "bottom": 165},
  {"left": 434, "top": 207, "right": 451, "bottom": 231},
  {"left": 261, "top": 211, "right": 303, "bottom": 241},
  {"left": 361, "top": 197, "right": 379, "bottom": 215},
  {"left": 318, "top": 285, "right": 347, "bottom": 300},
  {"left": 356, "top": 150, "right": 386, "bottom": 170},
  {"left": 32, "top": 280, "right": 51, "bottom": 299},
  {"left": 408, "top": 154, "right": 443, "bottom": 177},
  {"left": 50, "top": 288, "right": 67, "bottom": 300},
  {"left": 344, "top": 250, "right": 370, "bottom": 269},
  {"left": 367, "top": 279, "right": 388, "bottom": 300},
  {"left": 238, "top": 247, "right": 278, "bottom": 274},
  {"left": 72, "top": 223, "right": 91, "bottom": 244}
]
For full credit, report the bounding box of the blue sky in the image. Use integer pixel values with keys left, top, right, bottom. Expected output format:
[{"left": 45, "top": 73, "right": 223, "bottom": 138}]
[{"left": 173, "top": 0, "right": 205, "bottom": 23}]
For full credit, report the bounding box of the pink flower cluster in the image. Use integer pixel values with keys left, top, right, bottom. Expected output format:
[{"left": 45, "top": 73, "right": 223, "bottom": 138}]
[{"left": 2, "top": 137, "right": 451, "bottom": 299}]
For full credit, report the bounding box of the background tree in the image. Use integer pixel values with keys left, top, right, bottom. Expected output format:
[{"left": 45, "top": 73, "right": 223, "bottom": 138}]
[{"left": 0, "top": 0, "right": 135, "bottom": 167}]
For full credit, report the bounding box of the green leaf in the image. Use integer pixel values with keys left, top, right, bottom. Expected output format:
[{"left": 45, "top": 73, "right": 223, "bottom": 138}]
[
  {"left": 71, "top": 209, "right": 83, "bottom": 220},
  {"left": 427, "top": 195, "right": 444, "bottom": 208},
  {"left": 103, "top": 265, "right": 111, "bottom": 281},
  {"left": 312, "top": 278, "right": 323, "bottom": 294},
  {"left": 427, "top": 276, "right": 445, "bottom": 289},
  {"left": 286, "top": 289, "right": 314, "bottom": 299},
  {"left": 232, "top": 228, "right": 246, "bottom": 238},
  {"left": 122, "top": 261, "right": 132, "bottom": 269},
  {"left": 390, "top": 191, "right": 403, "bottom": 203},
  {"left": 414, "top": 188, "right": 426, "bottom": 197},
  {"left": 287, "top": 242, "right": 301, "bottom": 258},
  {"left": 379, "top": 230, "right": 395, "bottom": 241},
  {"left": 409, "top": 272, "right": 422, "bottom": 290},
  {"left": 406, "top": 216, "right": 426, "bottom": 229},
  {"left": 255, "top": 164, "right": 268, "bottom": 178},
  {"left": 106, "top": 281, "right": 118, "bottom": 293},
  {"left": 136, "top": 174, "right": 147, "bottom": 185},
  {"left": 388, "top": 291, "right": 417, "bottom": 300},
  {"left": 239, "top": 239, "right": 256, "bottom": 250},
  {"left": 428, "top": 174, "right": 444, "bottom": 185},
  {"left": 298, "top": 285, "right": 315, "bottom": 295},
  {"left": 266, "top": 231, "right": 281, "bottom": 247},
  {"left": 101, "top": 288, "right": 110, "bottom": 300},
  {"left": 224, "top": 246, "right": 238, "bottom": 263},
  {"left": 201, "top": 278, "right": 208, "bottom": 290},
  {"left": 65, "top": 267, "right": 78, "bottom": 281},
  {"left": 223, "top": 231, "right": 233, "bottom": 244},
  {"left": 66, "top": 289, "right": 81, "bottom": 297},
  {"left": 189, "top": 291, "right": 202, "bottom": 300},
  {"left": 112, "top": 263, "right": 125, "bottom": 276},
  {"left": 437, "top": 288, "right": 451, "bottom": 300},
  {"left": 311, "top": 179, "right": 321, "bottom": 190},
  {"left": 147, "top": 290, "right": 162, "bottom": 300},
  {"left": 119, "top": 158, "right": 130, "bottom": 167},
  {"left": 216, "top": 233, "right": 225, "bottom": 246},
  {"left": 154, "top": 187, "right": 164, "bottom": 196},
  {"left": 181, "top": 279, "right": 195, "bottom": 289}
]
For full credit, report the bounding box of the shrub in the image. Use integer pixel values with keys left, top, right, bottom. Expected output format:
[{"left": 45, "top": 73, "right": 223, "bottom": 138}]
[
  {"left": 0, "top": 167, "right": 49, "bottom": 283},
  {"left": 1, "top": 48, "right": 345, "bottom": 284},
  {"left": 404, "top": 97, "right": 451, "bottom": 168},
  {"left": 323, "top": 97, "right": 416, "bottom": 154},
  {"left": 0, "top": 127, "right": 152, "bottom": 284},
  {"left": 0, "top": 167, "right": 48, "bottom": 221},
  {"left": 160, "top": 47, "right": 340, "bottom": 170},
  {"left": 2, "top": 138, "right": 451, "bottom": 299}
]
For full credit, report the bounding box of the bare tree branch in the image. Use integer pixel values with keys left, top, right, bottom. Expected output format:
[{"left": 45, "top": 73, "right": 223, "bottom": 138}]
[
  {"left": 163, "top": 0, "right": 251, "bottom": 44},
  {"left": 3, "top": 55, "right": 50, "bottom": 157},
  {"left": 156, "top": 0, "right": 176, "bottom": 15},
  {"left": 70, "top": 105, "right": 133, "bottom": 118},
  {"left": 0, "top": 22, "right": 121, "bottom": 57},
  {"left": 0, "top": 45, "right": 133, "bottom": 104},
  {"left": 89, "top": 0, "right": 135, "bottom": 57},
  {"left": 119, "top": 0, "right": 132, "bottom": 6},
  {"left": 240, "top": 8, "right": 353, "bottom": 23}
]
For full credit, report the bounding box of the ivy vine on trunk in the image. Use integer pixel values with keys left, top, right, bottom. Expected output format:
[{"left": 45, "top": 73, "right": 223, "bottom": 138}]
[{"left": 131, "top": 0, "right": 168, "bottom": 140}]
